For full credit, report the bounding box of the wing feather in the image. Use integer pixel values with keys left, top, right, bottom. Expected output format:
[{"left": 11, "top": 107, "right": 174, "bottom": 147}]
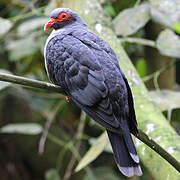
[{"left": 45, "top": 33, "right": 136, "bottom": 132}]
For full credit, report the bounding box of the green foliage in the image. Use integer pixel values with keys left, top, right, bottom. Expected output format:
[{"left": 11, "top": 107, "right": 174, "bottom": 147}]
[
  {"left": 150, "top": 0, "right": 180, "bottom": 29},
  {"left": 112, "top": 0, "right": 137, "bottom": 13},
  {"left": 156, "top": 29, "right": 180, "bottom": 58},
  {"left": 149, "top": 90, "right": 180, "bottom": 112},
  {"left": 136, "top": 58, "right": 147, "bottom": 78},
  {"left": 75, "top": 132, "right": 108, "bottom": 172},
  {"left": 0, "top": 123, "right": 42, "bottom": 135},
  {"left": 45, "top": 169, "right": 61, "bottom": 180},
  {"left": 113, "top": 4, "right": 150, "bottom": 36},
  {"left": 174, "top": 23, "right": 180, "bottom": 34},
  {"left": 84, "top": 167, "right": 119, "bottom": 180},
  {"left": 103, "top": 5, "right": 116, "bottom": 18},
  {"left": 0, "top": 17, "right": 12, "bottom": 36}
]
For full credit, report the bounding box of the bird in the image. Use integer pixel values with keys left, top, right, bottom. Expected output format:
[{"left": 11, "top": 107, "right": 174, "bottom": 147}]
[{"left": 44, "top": 8, "right": 142, "bottom": 177}]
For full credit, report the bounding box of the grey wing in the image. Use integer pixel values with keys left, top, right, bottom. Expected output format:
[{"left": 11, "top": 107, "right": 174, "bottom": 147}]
[
  {"left": 71, "top": 30, "right": 138, "bottom": 134},
  {"left": 71, "top": 29, "right": 120, "bottom": 69},
  {"left": 61, "top": 35, "right": 107, "bottom": 105},
  {"left": 48, "top": 35, "right": 121, "bottom": 131}
]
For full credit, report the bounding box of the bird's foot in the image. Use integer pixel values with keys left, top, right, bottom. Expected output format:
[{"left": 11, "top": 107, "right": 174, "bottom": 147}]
[{"left": 65, "top": 96, "right": 70, "bottom": 102}]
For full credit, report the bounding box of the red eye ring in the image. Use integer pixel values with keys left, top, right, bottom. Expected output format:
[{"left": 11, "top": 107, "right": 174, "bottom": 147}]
[{"left": 58, "top": 12, "right": 71, "bottom": 21}]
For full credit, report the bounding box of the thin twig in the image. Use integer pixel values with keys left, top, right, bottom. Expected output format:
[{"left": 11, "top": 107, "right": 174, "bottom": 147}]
[
  {"left": 49, "top": 132, "right": 95, "bottom": 178},
  {"left": 39, "top": 101, "right": 65, "bottom": 154},
  {"left": 153, "top": 71, "right": 160, "bottom": 90},
  {"left": 142, "top": 60, "right": 177, "bottom": 82},
  {"left": 63, "top": 111, "right": 86, "bottom": 180},
  {"left": 47, "top": 133, "right": 65, "bottom": 146},
  {"left": 0, "top": 73, "right": 180, "bottom": 172},
  {"left": 47, "top": 133, "right": 81, "bottom": 161},
  {"left": 119, "top": 37, "right": 156, "bottom": 48},
  {"left": 8, "top": 6, "right": 47, "bottom": 22}
]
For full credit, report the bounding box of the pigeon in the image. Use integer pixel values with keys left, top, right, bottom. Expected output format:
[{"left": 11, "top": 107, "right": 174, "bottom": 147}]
[{"left": 44, "top": 8, "right": 142, "bottom": 177}]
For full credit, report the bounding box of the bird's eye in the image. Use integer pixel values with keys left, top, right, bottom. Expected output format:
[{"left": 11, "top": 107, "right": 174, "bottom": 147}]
[{"left": 58, "top": 12, "right": 71, "bottom": 21}]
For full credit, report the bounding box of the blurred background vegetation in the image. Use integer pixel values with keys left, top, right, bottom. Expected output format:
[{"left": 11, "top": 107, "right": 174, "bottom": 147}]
[{"left": 0, "top": 0, "right": 180, "bottom": 179}]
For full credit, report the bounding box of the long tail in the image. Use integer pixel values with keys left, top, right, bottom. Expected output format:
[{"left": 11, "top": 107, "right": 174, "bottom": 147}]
[{"left": 107, "top": 130, "right": 142, "bottom": 177}]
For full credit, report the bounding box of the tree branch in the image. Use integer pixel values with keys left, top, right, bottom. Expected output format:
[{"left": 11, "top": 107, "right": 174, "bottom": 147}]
[
  {"left": 119, "top": 37, "right": 156, "bottom": 48},
  {"left": 39, "top": 101, "right": 64, "bottom": 154},
  {"left": 0, "top": 73, "right": 64, "bottom": 94},
  {"left": 137, "top": 130, "right": 180, "bottom": 172},
  {"left": 0, "top": 72, "right": 180, "bottom": 172}
]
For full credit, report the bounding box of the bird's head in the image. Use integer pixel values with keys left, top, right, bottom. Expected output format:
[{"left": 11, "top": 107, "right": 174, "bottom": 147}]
[{"left": 44, "top": 8, "right": 86, "bottom": 31}]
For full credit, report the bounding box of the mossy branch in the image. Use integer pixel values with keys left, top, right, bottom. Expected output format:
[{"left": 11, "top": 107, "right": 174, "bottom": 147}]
[
  {"left": 137, "top": 130, "right": 180, "bottom": 172},
  {"left": 0, "top": 72, "right": 180, "bottom": 172}
]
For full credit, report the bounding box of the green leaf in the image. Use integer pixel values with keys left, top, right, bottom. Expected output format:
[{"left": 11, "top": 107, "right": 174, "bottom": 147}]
[
  {"left": 136, "top": 58, "right": 147, "bottom": 77},
  {"left": 174, "top": 23, "right": 180, "bottom": 34},
  {"left": 0, "top": 17, "right": 13, "bottom": 36},
  {"left": 156, "top": 29, "right": 180, "bottom": 58},
  {"left": 150, "top": 0, "right": 180, "bottom": 29},
  {"left": 113, "top": 4, "right": 150, "bottom": 36},
  {"left": 0, "top": 123, "right": 42, "bottom": 135},
  {"left": 0, "top": 69, "right": 12, "bottom": 90},
  {"left": 89, "top": 137, "right": 112, "bottom": 153},
  {"left": 45, "top": 169, "right": 61, "bottom": 180},
  {"left": 75, "top": 132, "right": 108, "bottom": 172},
  {"left": 103, "top": 5, "right": 116, "bottom": 18},
  {"left": 149, "top": 90, "right": 180, "bottom": 111},
  {"left": 17, "top": 17, "right": 48, "bottom": 36},
  {"left": 0, "top": 81, "right": 10, "bottom": 91},
  {"left": 6, "top": 33, "right": 40, "bottom": 61}
]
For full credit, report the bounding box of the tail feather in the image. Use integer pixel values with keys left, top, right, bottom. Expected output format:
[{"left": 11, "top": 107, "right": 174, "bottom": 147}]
[
  {"left": 122, "top": 122, "right": 139, "bottom": 163},
  {"left": 107, "top": 130, "right": 142, "bottom": 177}
]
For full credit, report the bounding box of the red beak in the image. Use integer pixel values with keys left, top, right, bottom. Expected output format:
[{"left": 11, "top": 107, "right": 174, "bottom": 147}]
[{"left": 44, "top": 18, "right": 56, "bottom": 31}]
